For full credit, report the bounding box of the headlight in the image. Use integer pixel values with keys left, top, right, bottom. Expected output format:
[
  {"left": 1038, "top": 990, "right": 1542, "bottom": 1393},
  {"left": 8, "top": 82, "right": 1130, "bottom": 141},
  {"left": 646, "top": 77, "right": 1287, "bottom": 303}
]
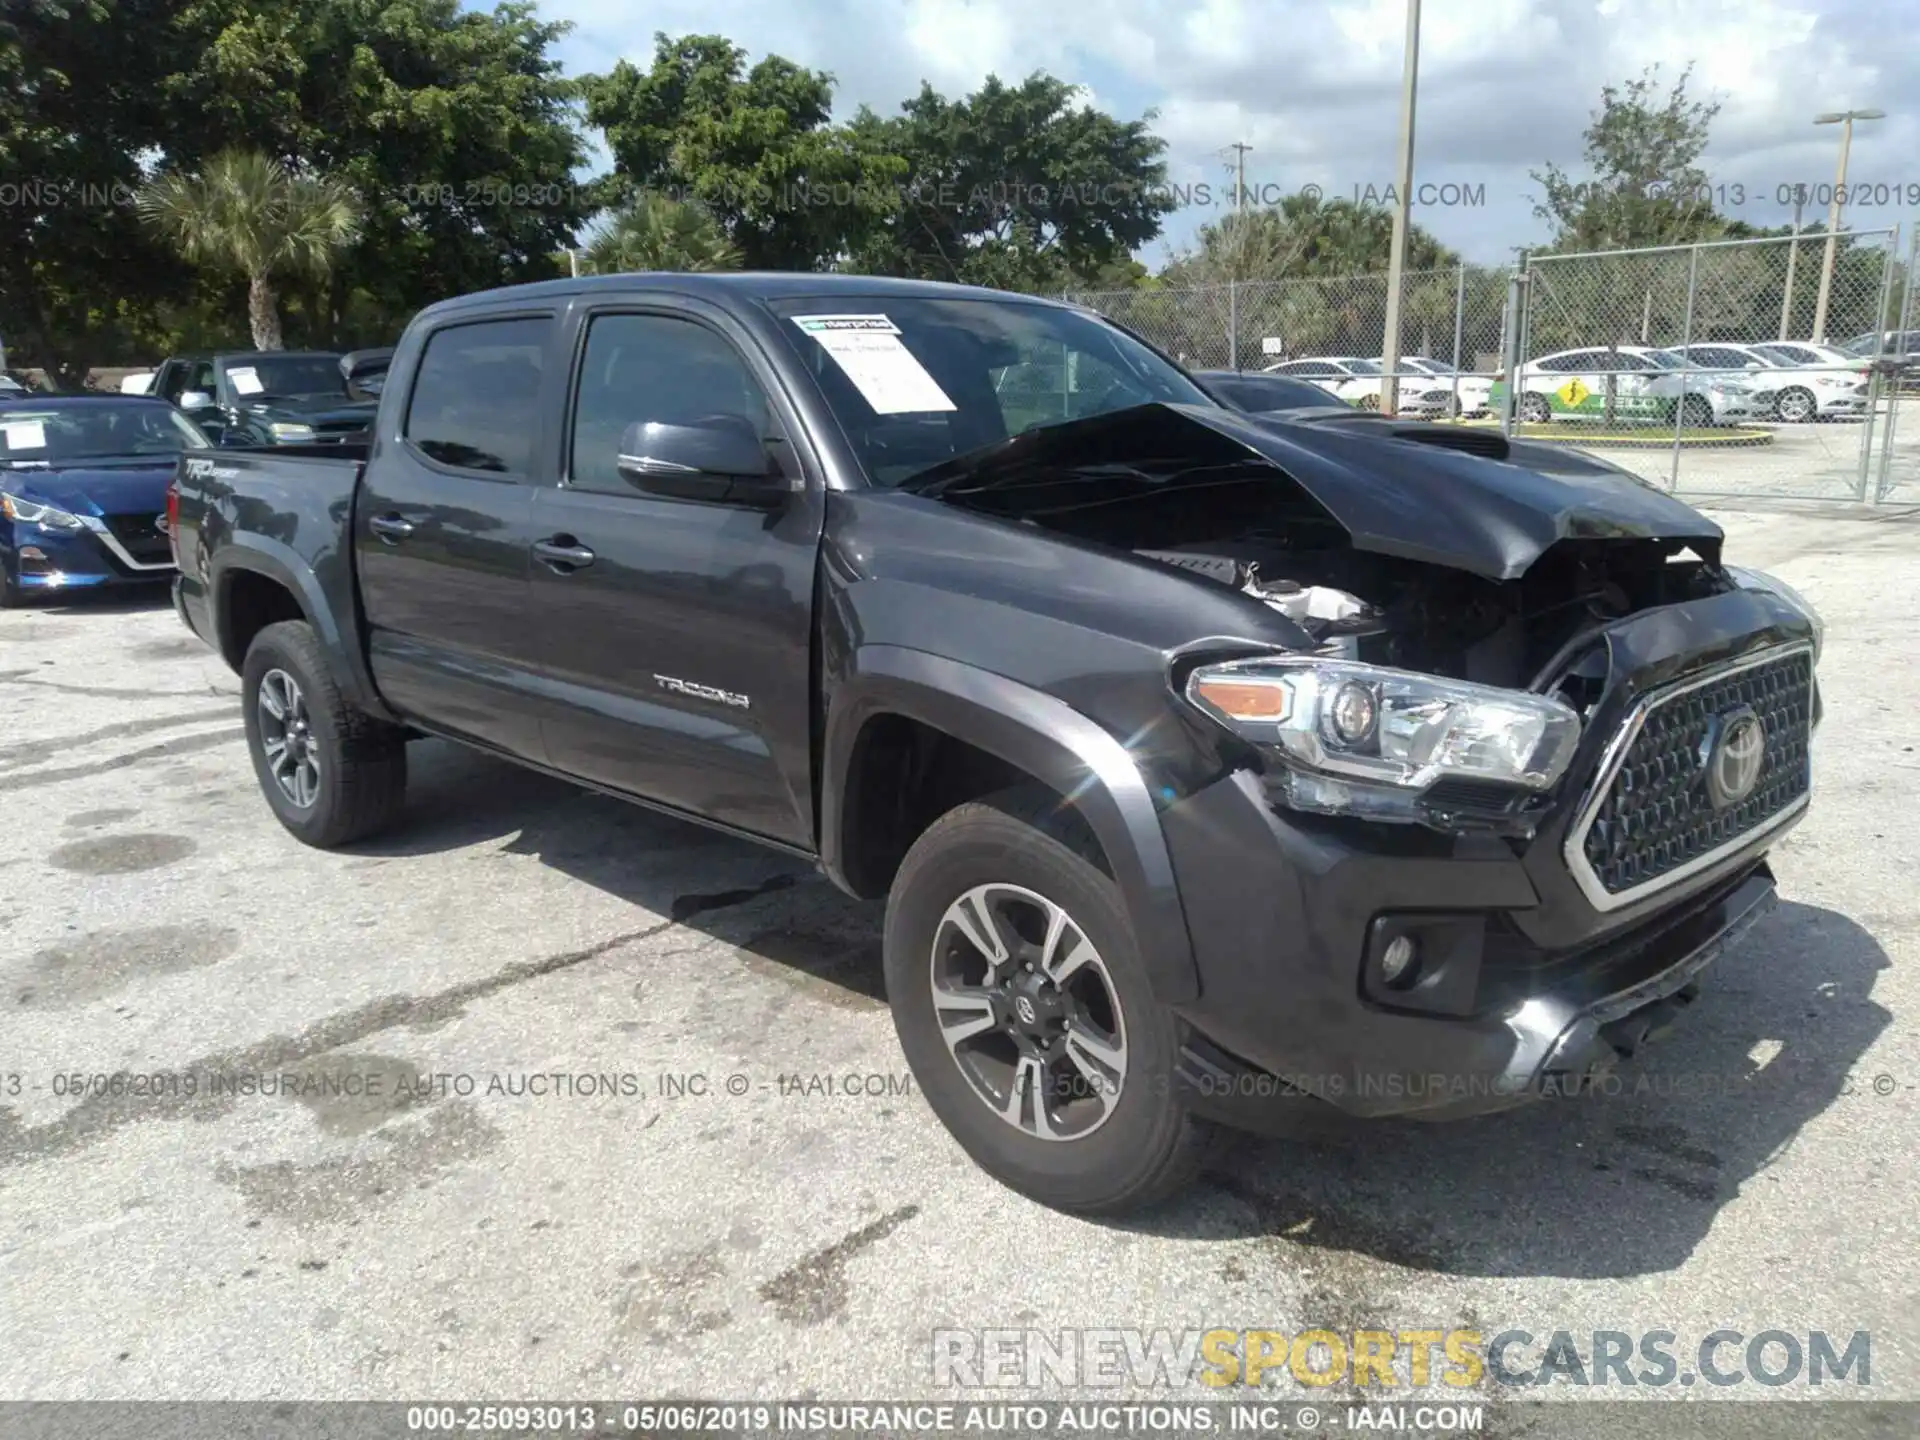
[
  {"left": 1725, "top": 565, "right": 1823, "bottom": 664},
  {"left": 1813, "top": 375, "right": 1853, "bottom": 388},
  {"left": 267, "top": 422, "right": 315, "bottom": 441},
  {"left": 1185, "top": 657, "right": 1583, "bottom": 821},
  {"left": 0, "top": 491, "right": 85, "bottom": 530}
]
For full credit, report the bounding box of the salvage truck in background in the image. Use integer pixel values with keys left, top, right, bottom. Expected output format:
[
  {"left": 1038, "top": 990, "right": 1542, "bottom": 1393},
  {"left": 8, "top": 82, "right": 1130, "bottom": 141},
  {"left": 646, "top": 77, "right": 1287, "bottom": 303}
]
[{"left": 169, "top": 272, "right": 1823, "bottom": 1214}]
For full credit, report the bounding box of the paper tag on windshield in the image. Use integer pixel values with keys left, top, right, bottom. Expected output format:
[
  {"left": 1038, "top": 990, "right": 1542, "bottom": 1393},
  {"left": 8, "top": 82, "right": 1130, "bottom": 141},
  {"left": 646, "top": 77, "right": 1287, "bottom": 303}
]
[
  {"left": 228, "top": 367, "right": 264, "bottom": 395},
  {"left": 0, "top": 420, "right": 47, "bottom": 450},
  {"left": 792, "top": 315, "right": 955, "bottom": 415}
]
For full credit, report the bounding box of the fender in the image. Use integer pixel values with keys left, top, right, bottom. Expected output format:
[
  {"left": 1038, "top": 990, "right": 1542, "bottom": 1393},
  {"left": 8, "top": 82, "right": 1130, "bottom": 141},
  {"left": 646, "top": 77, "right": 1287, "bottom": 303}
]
[
  {"left": 208, "top": 535, "right": 397, "bottom": 723},
  {"left": 821, "top": 644, "right": 1201, "bottom": 1004}
]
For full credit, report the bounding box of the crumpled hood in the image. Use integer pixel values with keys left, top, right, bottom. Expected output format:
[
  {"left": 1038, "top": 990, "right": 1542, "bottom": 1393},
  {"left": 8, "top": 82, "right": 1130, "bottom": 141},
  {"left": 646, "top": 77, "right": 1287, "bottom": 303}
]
[
  {"left": 903, "top": 402, "right": 1722, "bottom": 581},
  {"left": 1, "top": 459, "right": 174, "bottom": 517}
]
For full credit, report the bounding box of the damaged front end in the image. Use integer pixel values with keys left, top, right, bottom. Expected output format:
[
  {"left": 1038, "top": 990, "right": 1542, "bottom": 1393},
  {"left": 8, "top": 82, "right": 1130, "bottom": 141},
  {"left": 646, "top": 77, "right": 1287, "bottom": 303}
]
[{"left": 904, "top": 402, "right": 1812, "bottom": 839}]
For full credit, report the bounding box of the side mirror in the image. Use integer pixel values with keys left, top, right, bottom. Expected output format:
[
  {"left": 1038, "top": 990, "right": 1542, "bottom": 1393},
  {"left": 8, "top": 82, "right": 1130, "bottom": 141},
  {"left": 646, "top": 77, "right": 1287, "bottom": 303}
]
[
  {"left": 615, "top": 417, "right": 788, "bottom": 509},
  {"left": 179, "top": 390, "right": 213, "bottom": 411}
]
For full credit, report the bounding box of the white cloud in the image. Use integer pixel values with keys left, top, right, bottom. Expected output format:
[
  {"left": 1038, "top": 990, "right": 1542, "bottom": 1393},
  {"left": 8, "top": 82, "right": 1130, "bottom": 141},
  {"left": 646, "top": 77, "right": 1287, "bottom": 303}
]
[{"left": 544, "top": 0, "right": 1920, "bottom": 263}]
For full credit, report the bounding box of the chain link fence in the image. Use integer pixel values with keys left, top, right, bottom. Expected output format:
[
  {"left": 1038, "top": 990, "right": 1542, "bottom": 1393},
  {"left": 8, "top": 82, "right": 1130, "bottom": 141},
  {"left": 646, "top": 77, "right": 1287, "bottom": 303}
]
[
  {"left": 1062, "top": 229, "right": 1913, "bottom": 506},
  {"left": 1516, "top": 229, "right": 1908, "bottom": 502}
]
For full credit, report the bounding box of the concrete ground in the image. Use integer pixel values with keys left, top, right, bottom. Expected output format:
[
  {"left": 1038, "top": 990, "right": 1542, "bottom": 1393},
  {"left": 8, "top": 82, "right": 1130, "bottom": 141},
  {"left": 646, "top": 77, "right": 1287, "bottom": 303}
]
[{"left": 1, "top": 505, "right": 1916, "bottom": 1419}]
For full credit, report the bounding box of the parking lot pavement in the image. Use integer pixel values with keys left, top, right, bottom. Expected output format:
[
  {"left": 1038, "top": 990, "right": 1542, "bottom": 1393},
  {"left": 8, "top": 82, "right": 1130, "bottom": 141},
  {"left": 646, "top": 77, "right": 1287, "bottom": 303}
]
[{"left": 2, "top": 505, "right": 1916, "bottom": 1408}]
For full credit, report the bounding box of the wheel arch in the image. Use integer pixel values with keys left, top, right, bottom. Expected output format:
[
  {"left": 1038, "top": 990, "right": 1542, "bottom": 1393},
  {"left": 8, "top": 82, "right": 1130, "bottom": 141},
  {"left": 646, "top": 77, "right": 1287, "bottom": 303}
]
[
  {"left": 821, "top": 645, "right": 1200, "bottom": 1003},
  {"left": 210, "top": 537, "right": 393, "bottom": 720}
]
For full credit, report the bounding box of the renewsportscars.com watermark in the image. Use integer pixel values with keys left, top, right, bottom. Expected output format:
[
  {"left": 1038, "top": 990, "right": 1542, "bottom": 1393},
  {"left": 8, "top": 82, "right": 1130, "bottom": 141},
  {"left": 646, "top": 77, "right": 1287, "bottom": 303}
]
[{"left": 933, "top": 1327, "right": 1872, "bottom": 1391}]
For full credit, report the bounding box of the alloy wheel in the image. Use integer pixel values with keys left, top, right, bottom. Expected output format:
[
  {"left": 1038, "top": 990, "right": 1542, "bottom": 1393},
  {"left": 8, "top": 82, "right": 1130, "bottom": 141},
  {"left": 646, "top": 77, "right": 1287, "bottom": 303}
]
[
  {"left": 1777, "top": 387, "right": 1816, "bottom": 423},
  {"left": 257, "top": 668, "right": 322, "bottom": 809},
  {"left": 928, "top": 882, "right": 1128, "bottom": 1142}
]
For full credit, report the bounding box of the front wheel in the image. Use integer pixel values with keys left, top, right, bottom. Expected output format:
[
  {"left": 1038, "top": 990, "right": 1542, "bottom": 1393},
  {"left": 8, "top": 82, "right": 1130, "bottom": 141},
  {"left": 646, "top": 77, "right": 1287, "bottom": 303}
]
[
  {"left": 1518, "top": 392, "right": 1553, "bottom": 425},
  {"left": 1775, "top": 386, "right": 1817, "bottom": 423},
  {"left": 1680, "top": 393, "right": 1715, "bottom": 428},
  {"left": 242, "top": 619, "right": 408, "bottom": 847},
  {"left": 883, "top": 788, "right": 1211, "bottom": 1215}
]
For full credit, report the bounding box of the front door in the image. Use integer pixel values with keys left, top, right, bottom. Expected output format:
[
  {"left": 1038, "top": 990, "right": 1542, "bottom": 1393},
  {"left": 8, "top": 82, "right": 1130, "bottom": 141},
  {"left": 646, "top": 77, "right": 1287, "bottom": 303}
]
[
  {"left": 527, "top": 303, "right": 823, "bottom": 847},
  {"left": 354, "top": 313, "right": 558, "bottom": 761}
]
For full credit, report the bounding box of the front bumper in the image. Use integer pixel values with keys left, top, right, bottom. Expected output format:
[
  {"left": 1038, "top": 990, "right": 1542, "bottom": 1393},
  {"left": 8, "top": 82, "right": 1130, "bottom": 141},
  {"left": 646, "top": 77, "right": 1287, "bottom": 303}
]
[
  {"left": 1159, "top": 591, "right": 1816, "bottom": 1126},
  {"left": 4, "top": 517, "right": 175, "bottom": 592}
]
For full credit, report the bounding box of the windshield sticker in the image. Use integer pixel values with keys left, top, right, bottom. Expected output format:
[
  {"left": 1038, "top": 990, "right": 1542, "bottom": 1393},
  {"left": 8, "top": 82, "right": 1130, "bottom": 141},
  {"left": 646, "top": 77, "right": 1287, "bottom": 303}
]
[
  {"left": 228, "top": 366, "right": 264, "bottom": 396},
  {"left": 0, "top": 420, "right": 48, "bottom": 450},
  {"left": 792, "top": 314, "right": 956, "bottom": 415}
]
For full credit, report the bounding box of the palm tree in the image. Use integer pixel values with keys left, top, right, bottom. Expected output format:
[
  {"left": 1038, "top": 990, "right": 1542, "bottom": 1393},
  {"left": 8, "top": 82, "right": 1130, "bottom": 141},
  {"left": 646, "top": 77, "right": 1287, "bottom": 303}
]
[
  {"left": 136, "top": 151, "right": 361, "bottom": 351},
  {"left": 581, "top": 194, "right": 741, "bottom": 275}
]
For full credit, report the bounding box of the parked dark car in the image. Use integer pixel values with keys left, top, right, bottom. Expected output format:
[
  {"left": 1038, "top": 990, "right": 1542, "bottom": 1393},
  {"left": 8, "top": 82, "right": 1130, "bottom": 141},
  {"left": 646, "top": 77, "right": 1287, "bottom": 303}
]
[
  {"left": 151, "top": 350, "right": 384, "bottom": 446},
  {"left": 1, "top": 395, "right": 204, "bottom": 605},
  {"left": 1193, "top": 368, "right": 1353, "bottom": 414},
  {"left": 171, "top": 272, "right": 1823, "bottom": 1215}
]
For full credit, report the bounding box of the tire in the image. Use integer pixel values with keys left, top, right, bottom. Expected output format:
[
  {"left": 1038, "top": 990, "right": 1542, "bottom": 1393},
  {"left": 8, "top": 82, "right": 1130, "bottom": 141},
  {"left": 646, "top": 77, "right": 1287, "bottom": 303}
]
[
  {"left": 241, "top": 619, "right": 408, "bottom": 847},
  {"left": 1775, "top": 386, "right": 1817, "bottom": 424},
  {"left": 883, "top": 786, "right": 1211, "bottom": 1215},
  {"left": 1680, "top": 394, "right": 1715, "bottom": 429},
  {"left": 1518, "top": 392, "right": 1552, "bottom": 425},
  {"left": 0, "top": 565, "right": 23, "bottom": 609},
  {"left": 1357, "top": 392, "right": 1381, "bottom": 411}
]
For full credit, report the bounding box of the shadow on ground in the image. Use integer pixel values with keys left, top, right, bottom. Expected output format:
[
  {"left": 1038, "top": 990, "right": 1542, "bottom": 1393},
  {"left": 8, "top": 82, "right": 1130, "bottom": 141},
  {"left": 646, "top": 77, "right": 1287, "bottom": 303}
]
[{"left": 347, "top": 742, "right": 1889, "bottom": 1279}]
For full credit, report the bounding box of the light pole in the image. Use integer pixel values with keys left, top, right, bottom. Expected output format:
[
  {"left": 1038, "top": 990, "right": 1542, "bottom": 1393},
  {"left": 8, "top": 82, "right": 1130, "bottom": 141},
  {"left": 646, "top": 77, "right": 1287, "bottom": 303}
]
[
  {"left": 1378, "top": 0, "right": 1421, "bottom": 415},
  {"left": 1778, "top": 185, "right": 1805, "bottom": 341},
  {"left": 1809, "top": 108, "right": 1885, "bottom": 343}
]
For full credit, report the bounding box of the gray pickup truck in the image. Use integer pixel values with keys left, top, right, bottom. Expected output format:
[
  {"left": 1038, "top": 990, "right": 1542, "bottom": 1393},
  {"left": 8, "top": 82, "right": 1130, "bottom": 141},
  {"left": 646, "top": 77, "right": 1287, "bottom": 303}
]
[{"left": 170, "top": 271, "right": 1823, "bottom": 1214}]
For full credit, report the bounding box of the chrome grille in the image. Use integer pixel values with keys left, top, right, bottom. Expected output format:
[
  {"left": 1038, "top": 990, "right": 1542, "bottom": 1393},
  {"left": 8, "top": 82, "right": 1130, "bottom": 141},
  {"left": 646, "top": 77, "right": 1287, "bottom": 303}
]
[{"left": 1567, "top": 645, "right": 1813, "bottom": 910}]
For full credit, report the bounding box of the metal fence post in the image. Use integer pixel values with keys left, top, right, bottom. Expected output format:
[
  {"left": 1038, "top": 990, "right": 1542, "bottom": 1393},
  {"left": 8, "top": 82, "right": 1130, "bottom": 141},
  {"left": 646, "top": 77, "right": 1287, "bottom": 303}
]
[
  {"left": 1857, "top": 228, "right": 1900, "bottom": 501},
  {"left": 1669, "top": 243, "right": 1701, "bottom": 493},
  {"left": 1872, "top": 223, "right": 1913, "bottom": 504},
  {"left": 1499, "top": 262, "right": 1527, "bottom": 439},
  {"left": 1449, "top": 261, "right": 1467, "bottom": 417},
  {"left": 1227, "top": 279, "right": 1239, "bottom": 372}
]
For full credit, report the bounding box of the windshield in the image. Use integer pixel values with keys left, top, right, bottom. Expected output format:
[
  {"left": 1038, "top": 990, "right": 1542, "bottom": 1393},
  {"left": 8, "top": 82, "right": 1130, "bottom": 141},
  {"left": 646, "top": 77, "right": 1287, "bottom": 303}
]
[
  {"left": 1645, "top": 351, "right": 1688, "bottom": 370},
  {"left": 1339, "top": 359, "right": 1383, "bottom": 375},
  {"left": 769, "top": 296, "right": 1213, "bottom": 486},
  {"left": 228, "top": 355, "right": 349, "bottom": 400},
  {"left": 0, "top": 402, "right": 212, "bottom": 466},
  {"left": 1412, "top": 358, "right": 1456, "bottom": 374}
]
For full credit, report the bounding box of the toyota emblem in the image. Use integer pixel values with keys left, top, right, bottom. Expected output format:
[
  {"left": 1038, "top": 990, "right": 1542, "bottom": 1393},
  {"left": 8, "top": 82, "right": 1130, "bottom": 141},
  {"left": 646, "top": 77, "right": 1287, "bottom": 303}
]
[
  {"left": 1704, "top": 706, "right": 1766, "bottom": 810},
  {"left": 1014, "top": 996, "right": 1038, "bottom": 1026}
]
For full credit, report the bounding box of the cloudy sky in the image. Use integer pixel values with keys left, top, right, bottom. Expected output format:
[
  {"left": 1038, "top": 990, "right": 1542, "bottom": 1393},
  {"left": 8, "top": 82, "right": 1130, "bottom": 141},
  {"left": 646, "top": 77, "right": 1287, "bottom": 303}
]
[{"left": 536, "top": 0, "right": 1920, "bottom": 265}]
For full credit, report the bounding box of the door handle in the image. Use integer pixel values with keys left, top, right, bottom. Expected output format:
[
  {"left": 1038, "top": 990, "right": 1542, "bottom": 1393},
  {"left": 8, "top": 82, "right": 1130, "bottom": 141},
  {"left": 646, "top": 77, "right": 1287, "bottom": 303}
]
[
  {"left": 533, "top": 537, "right": 596, "bottom": 572},
  {"left": 369, "top": 513, "right": 416, "bottom": 543}
]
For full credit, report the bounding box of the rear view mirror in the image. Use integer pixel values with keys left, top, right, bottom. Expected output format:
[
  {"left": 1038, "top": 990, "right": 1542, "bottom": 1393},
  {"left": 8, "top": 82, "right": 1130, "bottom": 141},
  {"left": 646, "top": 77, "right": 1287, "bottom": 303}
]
[{"left": 616, "top": 418, "right": 787, "bottom": 509}]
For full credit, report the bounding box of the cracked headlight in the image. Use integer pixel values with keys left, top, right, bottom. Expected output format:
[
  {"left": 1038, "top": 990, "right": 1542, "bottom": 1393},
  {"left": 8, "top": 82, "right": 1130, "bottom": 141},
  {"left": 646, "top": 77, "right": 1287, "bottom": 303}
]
[
  {"left": 1, "top": 491, "right": 85, "bottom": 530},
  {"left": 1185, "top": 657, "right": 1583, "bottom": 822},
  {"left": 1725, "top": 565, "right": 1823, "bottom": 665}
]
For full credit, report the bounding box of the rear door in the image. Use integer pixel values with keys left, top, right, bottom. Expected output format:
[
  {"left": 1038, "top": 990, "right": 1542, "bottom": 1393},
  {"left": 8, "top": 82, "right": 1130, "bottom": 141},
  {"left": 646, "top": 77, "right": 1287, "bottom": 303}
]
[
  {"left": 525, "top": 297, "right": 824, "bottom": 847},
  {"left": 354, "top": 312, "right": 558, "bottom": 761}
]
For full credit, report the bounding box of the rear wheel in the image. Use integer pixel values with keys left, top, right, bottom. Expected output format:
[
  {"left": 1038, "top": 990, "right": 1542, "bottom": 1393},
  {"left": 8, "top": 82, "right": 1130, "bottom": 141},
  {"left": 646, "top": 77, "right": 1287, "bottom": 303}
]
[
  {"left": 884, "top": 787, "right": 1211, "bottom": 1214},
  {"left": 242, "top": 619, "right": 408, "bottom": 847},
  {"left": 1775, "top": 386, "right": 1817, "bottom": 423},
  {"left": 1518, "top": 392, "right": 1553, "bottom": 425}
]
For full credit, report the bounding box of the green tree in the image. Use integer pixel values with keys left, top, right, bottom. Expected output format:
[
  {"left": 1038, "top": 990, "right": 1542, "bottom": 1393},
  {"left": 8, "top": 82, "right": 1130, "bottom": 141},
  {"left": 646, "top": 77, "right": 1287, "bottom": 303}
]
[
  {"left": 161, "top": 0, "right": 590, "bottom": 343},
  {"left": 582, "top": 34, "right": 898, "bottom": 271},
  {"left": 580, "top": 194, "right": 741, "bottom": 274},
  {"left": 137, "top": 150, "right": 361, "bottom": 350},
  {"left": 1165, "top": 193, "right": 1457, "bottom": 284},
  {"left": 846, "top": 74, "right": 1173, "bottom": 291},
  {"left": 1531, "top": 64, "right": 1730, "bottom": 252}
]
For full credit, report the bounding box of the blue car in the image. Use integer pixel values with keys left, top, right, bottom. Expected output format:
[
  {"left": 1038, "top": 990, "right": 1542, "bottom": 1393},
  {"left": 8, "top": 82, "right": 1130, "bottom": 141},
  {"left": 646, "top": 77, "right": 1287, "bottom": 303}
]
[{"left": 1, "top": 396, "right": 212, "bottom": 606}]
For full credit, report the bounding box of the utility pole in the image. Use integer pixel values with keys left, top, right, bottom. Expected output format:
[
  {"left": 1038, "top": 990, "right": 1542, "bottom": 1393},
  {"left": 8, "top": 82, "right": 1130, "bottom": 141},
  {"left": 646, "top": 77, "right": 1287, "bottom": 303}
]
[
  {"left": 1779, "top": 185, "right": 1805, "bottom": 341},
  {"left": 1378, "top": 0, "right": 1421, "bottom": 416},
  {"left": 1227, "top": 141, "right": 1253, "bottom": 371},
  {"left": 1811, "top": 108, "right": 1885, "bottom": 343}
]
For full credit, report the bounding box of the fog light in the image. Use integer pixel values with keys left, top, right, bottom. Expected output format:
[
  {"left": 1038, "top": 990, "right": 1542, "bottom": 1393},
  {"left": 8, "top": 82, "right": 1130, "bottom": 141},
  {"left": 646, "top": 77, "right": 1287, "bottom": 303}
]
[
  {"left": 1379, "top": 935, "right": 1419, "bottom": 987},
  {"left": 1328, "top": 680, "right": 1377, "bottom": 745},
  {"left": 17, "top": 546, "right": 51, "bottom": 575}
]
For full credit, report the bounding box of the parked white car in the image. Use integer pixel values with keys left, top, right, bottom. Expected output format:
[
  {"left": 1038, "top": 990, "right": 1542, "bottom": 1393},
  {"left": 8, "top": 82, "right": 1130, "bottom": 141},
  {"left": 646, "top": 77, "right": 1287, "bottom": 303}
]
[
  {"left": 1666, "top": 342, "right": 1869, "bottom": 423},
  {"left": 1263, "top": 356, "right": 1459, "bottom": 417},
  {"left": 1377, "top": 356, "right": 1494, "bottom": 417},
  {"left": 1512, "top": 345, "right": 1773, "bottom": 427}
]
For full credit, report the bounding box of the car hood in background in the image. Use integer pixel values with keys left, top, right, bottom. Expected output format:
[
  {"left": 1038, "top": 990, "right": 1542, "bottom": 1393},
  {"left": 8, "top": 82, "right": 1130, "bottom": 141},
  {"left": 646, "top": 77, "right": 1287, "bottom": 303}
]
[
  {"left": 0, "top": 458, "right": 177, "bottom": 516},
  {"left": 238, "top": 395, "right": 379, "bottom": 426},
  {"left": 902, "top": 402, "right": 1723, "bottom": 582}
]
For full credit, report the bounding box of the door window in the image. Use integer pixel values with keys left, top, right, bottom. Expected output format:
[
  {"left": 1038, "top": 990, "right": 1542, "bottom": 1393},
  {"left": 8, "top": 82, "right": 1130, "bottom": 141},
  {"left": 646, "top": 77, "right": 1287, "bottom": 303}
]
[
  {"left": 567, "top": 313, "right": 775, "bottom": 495},
  {"left": 404, "top": 318, "right": 549, "bottom": 475}
]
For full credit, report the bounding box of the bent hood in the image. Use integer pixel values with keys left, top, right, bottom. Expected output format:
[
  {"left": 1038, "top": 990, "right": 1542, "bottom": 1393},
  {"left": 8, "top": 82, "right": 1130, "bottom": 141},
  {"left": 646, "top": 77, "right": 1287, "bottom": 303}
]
[
  {"left": 2, "top": 458, "right": 175, "bottom": 517},
  {"left": 902, "top": 402, "right": 1722, "bottom": 581}
]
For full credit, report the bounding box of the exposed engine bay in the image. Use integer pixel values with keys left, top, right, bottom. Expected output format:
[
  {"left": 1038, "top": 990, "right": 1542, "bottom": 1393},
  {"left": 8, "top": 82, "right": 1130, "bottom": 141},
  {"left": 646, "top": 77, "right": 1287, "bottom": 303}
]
[{"left": 1132, "top": 535, "right": 1734, "bottom": 715}]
